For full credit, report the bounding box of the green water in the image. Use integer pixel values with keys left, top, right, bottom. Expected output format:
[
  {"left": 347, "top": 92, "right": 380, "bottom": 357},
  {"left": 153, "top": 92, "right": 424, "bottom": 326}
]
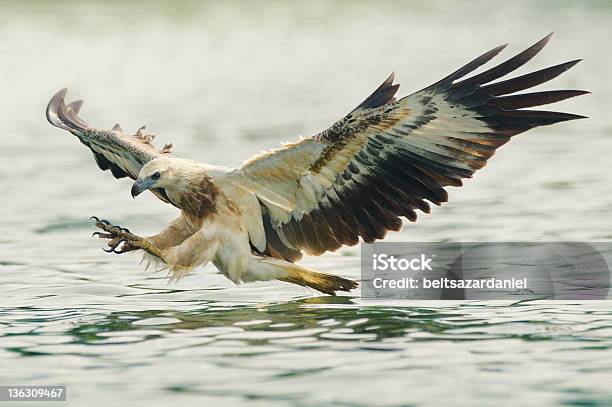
[{"left": 1, "top": 1, "right": 612, "bottom": 405}]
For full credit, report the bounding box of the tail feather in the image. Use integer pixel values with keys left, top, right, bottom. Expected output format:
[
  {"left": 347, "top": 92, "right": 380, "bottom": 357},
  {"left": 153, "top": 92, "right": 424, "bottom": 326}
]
[
  {"left": 278, "top": 269, "right": 358, "bottom": 295},
  {"left": 248, "top": 256, "right": 358, "bottom": 295}
]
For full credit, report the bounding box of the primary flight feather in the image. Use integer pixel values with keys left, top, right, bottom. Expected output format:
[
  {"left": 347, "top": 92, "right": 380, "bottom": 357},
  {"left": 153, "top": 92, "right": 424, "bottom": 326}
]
[{"left": 46, "top": 34, "right": 587, "bottom": 295}]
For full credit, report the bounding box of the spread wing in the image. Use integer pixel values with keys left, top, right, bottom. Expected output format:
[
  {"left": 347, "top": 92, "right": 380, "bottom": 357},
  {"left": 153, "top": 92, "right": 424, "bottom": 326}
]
[
  {"left": 46, "top": 89, "right": 175, "bottom": 203},
  {"left": 230, "top": 34, "right": 588, "bottom": 259}
]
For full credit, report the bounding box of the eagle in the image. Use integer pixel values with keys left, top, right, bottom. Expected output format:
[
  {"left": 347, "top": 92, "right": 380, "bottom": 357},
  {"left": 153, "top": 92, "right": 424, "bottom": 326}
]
[{"left": 46, "top": 34, "right": 587, "bottom": 295}]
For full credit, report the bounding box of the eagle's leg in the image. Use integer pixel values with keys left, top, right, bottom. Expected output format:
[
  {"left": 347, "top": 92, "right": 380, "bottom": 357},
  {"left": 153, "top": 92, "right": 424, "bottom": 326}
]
[
  {"left": 146, "top": 215, "right": 194, "bottom": 250},
  {"left": 90, "top": 217, "right": 167, "bottom": 260}
]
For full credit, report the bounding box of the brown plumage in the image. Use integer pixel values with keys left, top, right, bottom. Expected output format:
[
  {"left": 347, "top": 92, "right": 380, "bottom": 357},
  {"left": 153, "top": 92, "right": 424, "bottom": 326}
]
[{"left": 179, "top": 175, "right": 220, "bottom": 223}]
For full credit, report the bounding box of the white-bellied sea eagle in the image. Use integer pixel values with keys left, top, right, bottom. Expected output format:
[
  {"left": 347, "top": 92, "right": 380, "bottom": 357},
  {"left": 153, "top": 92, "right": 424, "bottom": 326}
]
[{"left": 46, "top": 34, "right": 587, "bottom": 295}]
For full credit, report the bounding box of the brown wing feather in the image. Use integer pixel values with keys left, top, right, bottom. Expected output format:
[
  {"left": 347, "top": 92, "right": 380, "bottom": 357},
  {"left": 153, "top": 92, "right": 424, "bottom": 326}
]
[
  {"left": 234, "top": 35, "right": 587, "bottom": 258},
  {"left": 46, "top": 89, "right": 175, "bottom": 204}
]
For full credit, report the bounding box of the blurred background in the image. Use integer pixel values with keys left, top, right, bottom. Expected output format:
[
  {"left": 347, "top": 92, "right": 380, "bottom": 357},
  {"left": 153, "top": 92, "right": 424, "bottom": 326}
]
[{"left": 1, "top": 1, "right": 611, "bottom": 406}]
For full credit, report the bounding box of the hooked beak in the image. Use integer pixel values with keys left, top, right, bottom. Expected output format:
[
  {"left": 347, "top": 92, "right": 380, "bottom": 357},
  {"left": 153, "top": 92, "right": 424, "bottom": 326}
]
[{"left": 131, "top": 177, "right": 157, "bottom": 198}]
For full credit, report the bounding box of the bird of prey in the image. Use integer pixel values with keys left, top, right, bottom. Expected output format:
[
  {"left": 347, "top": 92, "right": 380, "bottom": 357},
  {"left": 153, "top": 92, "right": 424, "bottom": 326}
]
[{"left": 46, "top": 34, "right": 587, "bottom": 295}]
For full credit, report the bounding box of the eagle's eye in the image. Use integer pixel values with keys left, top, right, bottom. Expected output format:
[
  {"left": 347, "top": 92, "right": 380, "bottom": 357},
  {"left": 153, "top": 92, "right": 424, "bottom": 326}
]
[{"left": 151, "top": 171, "right": 161, "bottom": 181}]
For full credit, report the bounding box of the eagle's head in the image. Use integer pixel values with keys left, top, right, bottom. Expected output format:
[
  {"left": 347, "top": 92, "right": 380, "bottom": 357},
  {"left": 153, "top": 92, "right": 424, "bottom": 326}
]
[{"left": 131, "top": 157, "right": 199, "bottom": 198}]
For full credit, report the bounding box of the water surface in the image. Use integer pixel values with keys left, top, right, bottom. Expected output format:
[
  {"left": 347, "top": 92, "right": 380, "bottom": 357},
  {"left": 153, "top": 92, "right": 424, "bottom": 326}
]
[{"left": 1, "top": 1, "right": 612, "bottom": 405}]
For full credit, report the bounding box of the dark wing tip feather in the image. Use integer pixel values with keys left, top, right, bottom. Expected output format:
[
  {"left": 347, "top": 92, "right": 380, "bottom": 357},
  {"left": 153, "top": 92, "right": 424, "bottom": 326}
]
[
  {"left": 481, "top": 108, "right": 587, "bottom": 136},
  {"left": 490, "top": 90, "right": 590, "bottom": 109},
  {"left": 452, "top": 37, "right": 587, "bottom": 133},
  {"left": 456, "top": 33, "right": 554, "bottom": 88},
  {"left": 352, "top": 72, "right": 400, "bottom": 112},
  {"left": 479, "top": 59, "right": 582, "bottom": 97},
  {"left": 493, "top": 109, "right": 588, "bottom": 124},
  {"left": 425, "top": 43, "right": 509, "bottom": 91}
]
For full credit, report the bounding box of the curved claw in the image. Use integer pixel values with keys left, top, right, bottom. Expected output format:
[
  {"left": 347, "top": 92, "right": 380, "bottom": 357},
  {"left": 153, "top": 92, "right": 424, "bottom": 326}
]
[
  {"left": 92, "top": 231, "right": 102, "bottom": 238},
  {"left": 114, "top": 245, "right": 133, "bottom": 254},
  {"left": 90, "top": 216, "right": 100, "bottom": 222},
  {"left": 103, "top": 237, "right": 127, "bottom": 253},
  {"left": 112, "top": 237, "right": 127, "bottom": 248},
  {"left": 111, "top": 239, "right": 130, "bottom": 254}
]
